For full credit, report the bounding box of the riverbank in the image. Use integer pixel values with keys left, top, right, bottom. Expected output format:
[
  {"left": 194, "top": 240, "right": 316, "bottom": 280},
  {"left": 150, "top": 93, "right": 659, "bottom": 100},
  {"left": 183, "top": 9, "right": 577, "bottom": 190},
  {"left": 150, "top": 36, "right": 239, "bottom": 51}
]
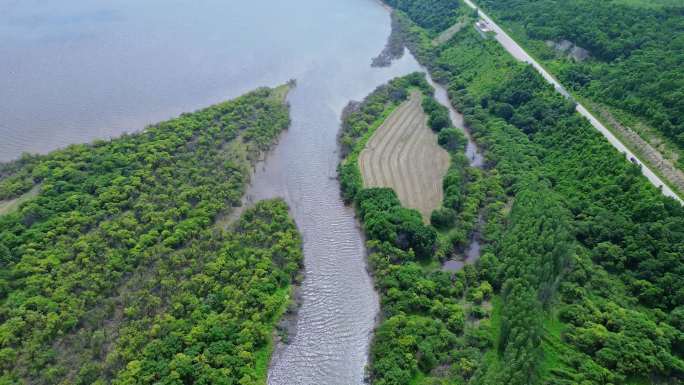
[
  {"left": 242, "top": 8, "right": 424, "bottom": 381},
  {"left": 0, "top": 183, "right": 40, "bottom": 215},
  {"left": 2, "top": 1, "right": 426, "bottom": 383},
  {"left": 377, "top": 8, "right": 488, "bottom": 269},
  {"left": 371, "top": 12, "right": 405, "bottom": 67},
  {"left": 215, "top": 81, "right": 296, "bottom": 228}
]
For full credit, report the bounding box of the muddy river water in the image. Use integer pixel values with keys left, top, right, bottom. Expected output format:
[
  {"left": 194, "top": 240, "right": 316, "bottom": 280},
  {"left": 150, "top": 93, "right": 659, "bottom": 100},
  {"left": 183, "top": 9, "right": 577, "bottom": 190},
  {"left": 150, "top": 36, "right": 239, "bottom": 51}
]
[
  {"left": 423, "top": 71, "right": 485, "bottom": 271},
  {"left": 1, "top": 0, "right": 421, "bottom": 383},
  {"left": 246, "top": 53, "right": 418, "bottom": 382},
  {"left": 249, "top": 31, "right": 421, "bottom": 385}
]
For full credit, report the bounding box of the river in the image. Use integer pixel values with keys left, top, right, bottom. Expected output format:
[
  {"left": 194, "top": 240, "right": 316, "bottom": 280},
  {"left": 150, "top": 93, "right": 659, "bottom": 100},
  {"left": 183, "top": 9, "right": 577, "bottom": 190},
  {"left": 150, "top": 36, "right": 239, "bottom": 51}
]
[
  {"left": 1, "top": 0, "right": 422, "bottom": 383},
  {"left": 248, "top": 26, "right": 421, "bottom": 385}
]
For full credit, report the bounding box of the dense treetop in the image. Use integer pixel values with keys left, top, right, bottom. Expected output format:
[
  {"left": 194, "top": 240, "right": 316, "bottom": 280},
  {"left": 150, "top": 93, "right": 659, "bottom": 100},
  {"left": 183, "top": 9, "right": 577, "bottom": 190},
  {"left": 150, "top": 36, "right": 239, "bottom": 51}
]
[
  {"left": 0, "top": 86, "right": 302, "bottom": 384},
  {"left": 384, "top": 0, "right": 462, "bottom": 32},
  {"left": 373, "top": 3, "right": 684, "bottom": 384},
  {"left": 478, "top": 0, "right": 684, "bottom": 160}
]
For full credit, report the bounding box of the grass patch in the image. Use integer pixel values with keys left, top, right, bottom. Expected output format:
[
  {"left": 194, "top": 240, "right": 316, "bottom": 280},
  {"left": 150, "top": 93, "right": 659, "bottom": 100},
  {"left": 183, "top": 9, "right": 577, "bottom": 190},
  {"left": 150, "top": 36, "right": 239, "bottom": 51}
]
[
  {"left": 486, "top": 294, "right": 502, "bottom": 348},
  {"left": 538, "top": 310, "right": 571, "bottom": 378},
  {"left": 408, "top": 369, "right": 427, "bottom": 385},
  {"left": 344, "top": 104, "right": 400, "bottom": 166},
  {"left": 345, "top": 84, "right": 428, "bottom": 164},
  {"left": 476, "top": 294, "right": 503, "bottom": 382},
  {"left": 417, "top": 257, "right": 442, "bottom": 273},
  {"left": 436, "top": 28, "right": 517, "bottom": 99},
  {"left": 624, "top": 376, "right": 655, "bottom": 385},
  {"left": 269, "top": 82, "right": 292, "bottom": 104}
]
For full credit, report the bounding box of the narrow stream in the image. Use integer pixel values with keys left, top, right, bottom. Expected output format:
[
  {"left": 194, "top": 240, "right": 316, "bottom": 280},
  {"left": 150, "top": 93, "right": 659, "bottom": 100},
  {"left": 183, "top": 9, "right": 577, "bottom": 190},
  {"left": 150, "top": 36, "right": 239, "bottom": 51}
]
[
  {"left": 1, "top": 0, "right": 420, "bottom": 382},
  {"left": 252, "top": 43, "right": 489, "bottom": 379},
  {"left": 250, "top": 50, "right": 483, "bottom": 381},
  {"left": 423, "top": 70, "right": 486, "bottom": 271},
  {"left": 425, "top": 72, "right": 484, "bottom": 167}
]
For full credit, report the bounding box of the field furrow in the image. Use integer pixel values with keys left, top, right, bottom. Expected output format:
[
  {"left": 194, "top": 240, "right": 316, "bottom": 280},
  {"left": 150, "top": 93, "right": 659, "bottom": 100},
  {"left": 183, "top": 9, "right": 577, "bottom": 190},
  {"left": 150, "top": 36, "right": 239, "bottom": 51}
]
[
  {"left": 395, "top": 108, "right": 427, "bottom": 211},
  {"left": 387, "top": 104, "right": 424, "bottom": 202},
  {"left": 360, "top": 99, "right": 414, "bottom": 186},
  {"left": 373, "top": 100, "right": 416, "bottom": 188},
  {"left": 359, "top": 91, "right": 450, "bottom": 220}
]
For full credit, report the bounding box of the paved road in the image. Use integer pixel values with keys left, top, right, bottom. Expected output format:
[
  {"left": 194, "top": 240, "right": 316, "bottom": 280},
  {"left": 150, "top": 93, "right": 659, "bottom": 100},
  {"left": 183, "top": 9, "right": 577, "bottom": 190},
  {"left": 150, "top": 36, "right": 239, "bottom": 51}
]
[{"left": 463, "top": 0, "right": 683, "bottom": 204}]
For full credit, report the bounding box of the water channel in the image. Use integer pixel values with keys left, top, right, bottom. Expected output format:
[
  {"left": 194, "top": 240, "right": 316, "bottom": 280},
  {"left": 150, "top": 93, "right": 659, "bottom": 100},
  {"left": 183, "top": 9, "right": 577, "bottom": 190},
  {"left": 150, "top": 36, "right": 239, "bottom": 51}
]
[{"left": 423, "top": 69, "right": 485, "bottom": 272}]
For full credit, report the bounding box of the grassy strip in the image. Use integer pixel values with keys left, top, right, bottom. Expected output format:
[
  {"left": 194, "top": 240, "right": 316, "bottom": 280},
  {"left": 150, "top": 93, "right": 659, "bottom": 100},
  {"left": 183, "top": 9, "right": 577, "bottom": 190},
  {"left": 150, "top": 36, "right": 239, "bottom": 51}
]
[{"left": 341, "top": 103, "right": 400, "bottom": 189}]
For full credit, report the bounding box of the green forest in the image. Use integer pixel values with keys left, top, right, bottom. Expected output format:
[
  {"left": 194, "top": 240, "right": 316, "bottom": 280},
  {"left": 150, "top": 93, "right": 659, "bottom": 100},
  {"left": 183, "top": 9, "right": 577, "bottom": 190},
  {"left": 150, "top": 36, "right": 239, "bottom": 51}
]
[
  {"left": 338, "top": 72, "right": 500, "bottom": 385},
  {"left": 357, "top": 2, "right": 684, "bottom": 384},
  {"left": 382, "top": 0, "right": 462, "bottom": 32},
  {"left": 0, "top": 86, "right": 303, "bottom": 384},
  {"left": 476, "top": 0, "right": 684, "bottom": 167}
]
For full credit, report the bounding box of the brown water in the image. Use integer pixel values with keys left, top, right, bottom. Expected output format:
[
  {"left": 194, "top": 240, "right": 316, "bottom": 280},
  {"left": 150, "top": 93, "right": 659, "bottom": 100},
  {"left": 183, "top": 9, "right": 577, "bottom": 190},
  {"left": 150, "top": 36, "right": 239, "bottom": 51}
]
[
  {"left": 2, "top": 0, "right": 422, "bottom": 383},
  {"left": 425, "top": 73, "right": 484, "bottom": 168},
  {"left": 248, "top": 47, "right": 421, "bottom": 383}
]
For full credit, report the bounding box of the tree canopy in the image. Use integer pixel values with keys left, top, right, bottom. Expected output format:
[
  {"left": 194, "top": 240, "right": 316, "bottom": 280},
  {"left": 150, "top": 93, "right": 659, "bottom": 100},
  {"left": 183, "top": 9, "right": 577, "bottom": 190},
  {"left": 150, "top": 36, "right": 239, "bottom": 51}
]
[
  {"left": 478, "top": 0, "right": 684, "bottom": 161},
  {"left": 375, "top": 4, "right": 684, "bottom": 384},
  {"left": 0, "top": 86, "right": 303, "bottom": 384}
]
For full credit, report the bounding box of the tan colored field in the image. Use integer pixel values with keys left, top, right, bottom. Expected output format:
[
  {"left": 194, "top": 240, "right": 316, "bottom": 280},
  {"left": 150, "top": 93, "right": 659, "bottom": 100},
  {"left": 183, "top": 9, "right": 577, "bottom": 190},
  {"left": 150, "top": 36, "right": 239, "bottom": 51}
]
[{"left": 359, "top": 91, "right": 450, "bottom": 220}]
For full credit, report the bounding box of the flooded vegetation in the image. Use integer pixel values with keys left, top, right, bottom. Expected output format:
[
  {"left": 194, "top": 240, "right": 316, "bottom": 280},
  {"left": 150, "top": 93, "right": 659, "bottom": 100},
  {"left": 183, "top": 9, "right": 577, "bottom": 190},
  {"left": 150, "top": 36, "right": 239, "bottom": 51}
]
[{"left": 422, "top": 74, "right": 486, "bottom": 270}]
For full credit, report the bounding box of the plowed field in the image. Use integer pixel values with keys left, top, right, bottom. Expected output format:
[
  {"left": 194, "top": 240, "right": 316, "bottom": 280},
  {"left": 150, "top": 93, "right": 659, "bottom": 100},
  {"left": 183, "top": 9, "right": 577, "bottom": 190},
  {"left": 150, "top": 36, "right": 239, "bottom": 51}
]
[{"left": 359, "top": 91, "right": 450, "bottom": 220}]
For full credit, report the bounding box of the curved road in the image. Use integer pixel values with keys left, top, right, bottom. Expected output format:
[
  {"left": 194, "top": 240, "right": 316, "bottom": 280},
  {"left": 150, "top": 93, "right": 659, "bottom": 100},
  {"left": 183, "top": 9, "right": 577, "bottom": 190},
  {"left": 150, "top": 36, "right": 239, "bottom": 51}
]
[{"left": 463, "top": 0, "right": 683, "bottom": 204}]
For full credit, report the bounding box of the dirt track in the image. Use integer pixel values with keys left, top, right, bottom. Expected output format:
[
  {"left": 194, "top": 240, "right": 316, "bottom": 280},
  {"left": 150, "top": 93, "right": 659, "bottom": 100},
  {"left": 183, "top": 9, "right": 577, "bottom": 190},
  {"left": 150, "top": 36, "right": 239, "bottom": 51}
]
[{"left": 359, "top": 91, "right": 450, "bottom": 220}]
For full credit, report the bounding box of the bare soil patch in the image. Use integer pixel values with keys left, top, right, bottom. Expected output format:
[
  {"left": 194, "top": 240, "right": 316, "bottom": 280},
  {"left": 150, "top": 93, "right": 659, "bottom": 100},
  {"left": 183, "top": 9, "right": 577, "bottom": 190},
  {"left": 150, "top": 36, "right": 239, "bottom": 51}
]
[{"left": 359, "top": 91, "right": 450, "bottom": 220}]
